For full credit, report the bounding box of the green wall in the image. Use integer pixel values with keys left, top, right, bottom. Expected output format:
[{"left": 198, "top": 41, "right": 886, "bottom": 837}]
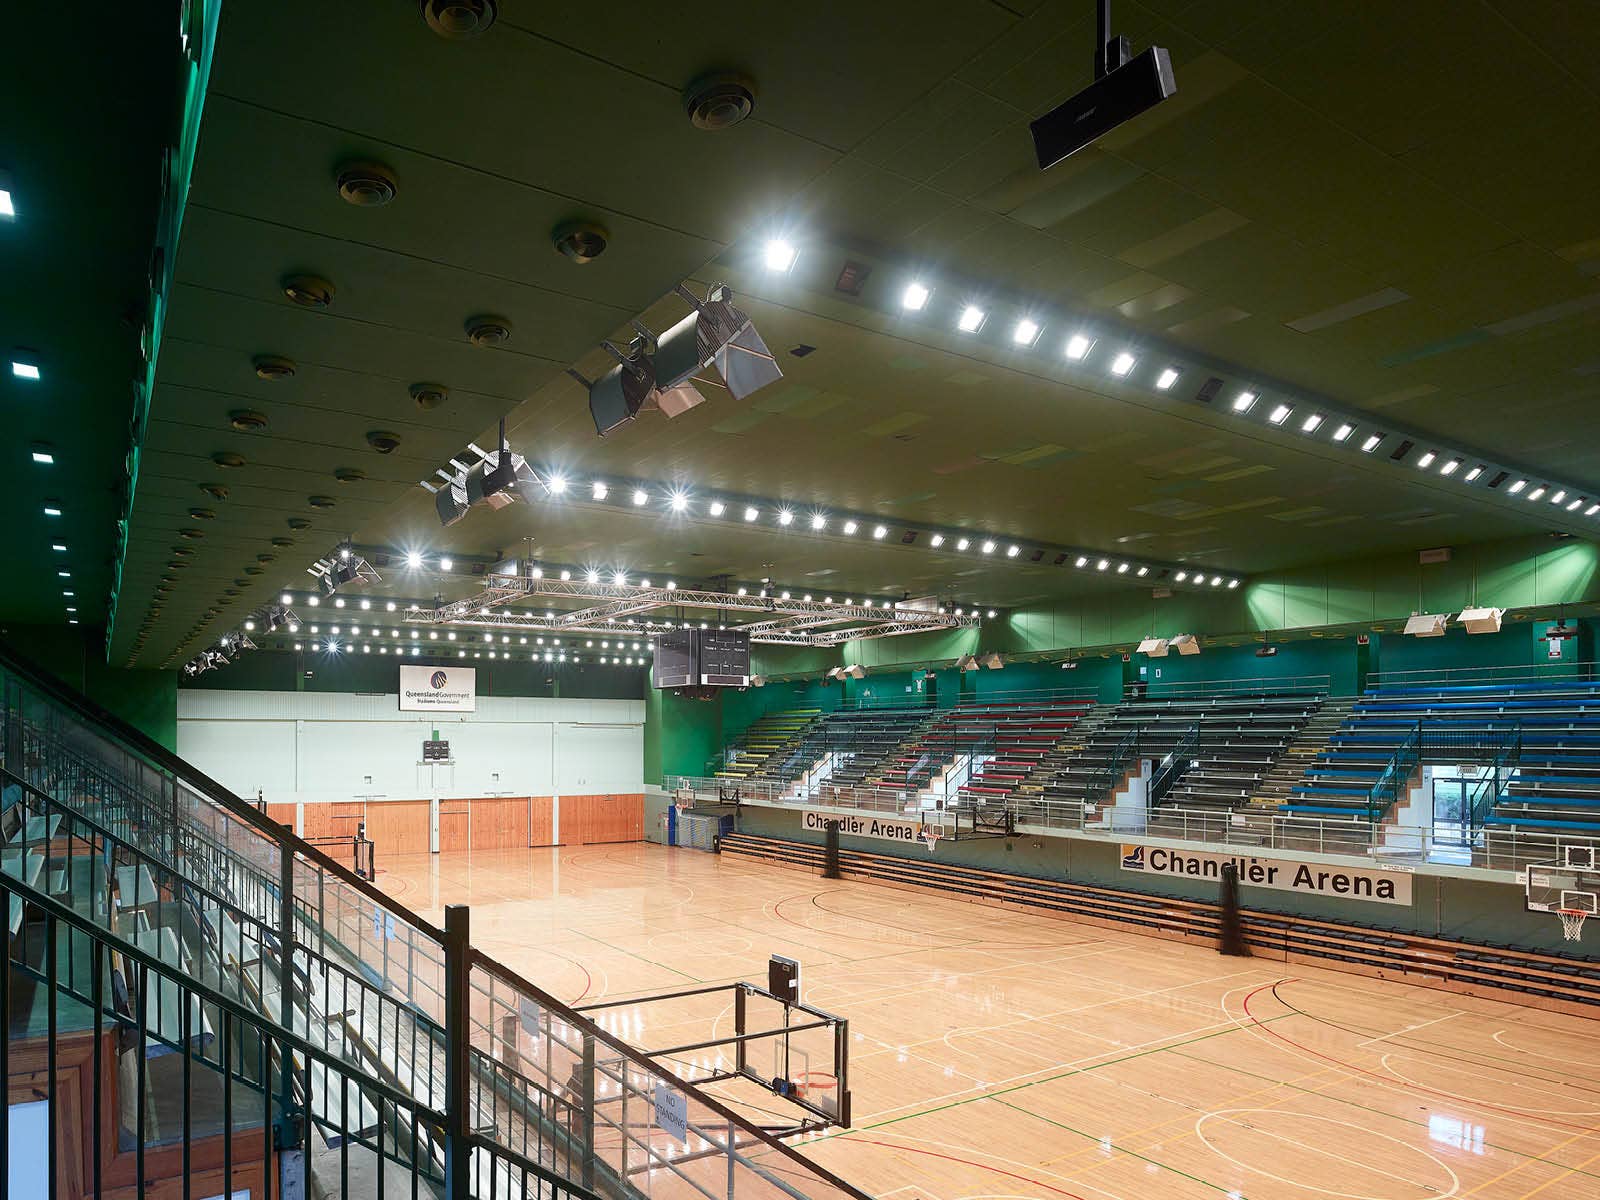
[
  {"left": 643, "top": 687, "right": 724, "bottom": 785},
  {"left": 0, "top": 623, "right": 179, "bottom": 751}
]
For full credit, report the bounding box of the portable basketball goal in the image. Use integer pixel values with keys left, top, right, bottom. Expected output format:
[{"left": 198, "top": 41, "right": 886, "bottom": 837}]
[{"left": 1524, "top": 845, "right": 1599, "bottom": 942}]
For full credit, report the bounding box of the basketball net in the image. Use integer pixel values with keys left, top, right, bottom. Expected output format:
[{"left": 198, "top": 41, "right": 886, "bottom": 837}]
[
  {"left": 1558, "top": 908, "right": 1588, "bottom": 942},
  {"left": 920, "top": 826, "right": 941, "bottom": 854}
]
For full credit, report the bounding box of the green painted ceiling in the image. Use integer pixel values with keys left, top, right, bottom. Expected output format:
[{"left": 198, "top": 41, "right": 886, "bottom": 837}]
[{"left": 7, "top": 1, "right": 1600, "bottom": 669}]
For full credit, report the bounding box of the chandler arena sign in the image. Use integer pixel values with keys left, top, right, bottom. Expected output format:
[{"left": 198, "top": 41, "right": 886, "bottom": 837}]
[
  {"left": 1120, "top": 845, "right": 1412, "bottom": 907},
  {"left": 802, "top": 809, "right": 920, "bottom": 845}
]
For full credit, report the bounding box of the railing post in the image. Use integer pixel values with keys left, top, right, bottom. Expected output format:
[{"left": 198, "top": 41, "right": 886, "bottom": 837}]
[{"left": 444, "top": 903, "right": 472, "bottom": 1200}]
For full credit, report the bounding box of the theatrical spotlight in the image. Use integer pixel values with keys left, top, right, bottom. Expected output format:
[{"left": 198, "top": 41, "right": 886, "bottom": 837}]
[
  {"left": 577, "top": 281, "right": 782, "bottom": 437},
  {"left": 309, "top": 542, "right": 381, "bottom": 592},
  {"left": 423, "top": 418, "right": 539, "bottom": 527}
]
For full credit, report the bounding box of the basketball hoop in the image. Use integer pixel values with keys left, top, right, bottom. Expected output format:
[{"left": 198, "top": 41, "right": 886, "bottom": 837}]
[
  {"left": 1558, "top": 908, "right": 1588, "bottom": 942},
  {"left": 920, "top": 826, "right": 941, "bottom": 854},
  {"left": 795, "top": 1070, "right": 838, "bottom": 1102}
]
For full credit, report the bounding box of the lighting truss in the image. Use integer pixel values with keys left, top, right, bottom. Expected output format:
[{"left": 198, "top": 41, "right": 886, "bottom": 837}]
[{"left": 403, "top": 573, "right": 979, "bottom": 646}]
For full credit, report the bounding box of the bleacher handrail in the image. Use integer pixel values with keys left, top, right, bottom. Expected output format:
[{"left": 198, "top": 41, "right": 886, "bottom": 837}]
[
  {"left": 1368, "top": 661, "right": 1600, "bottom": 690},
  {"left": 1144, "top": 673, "right": 1332, "bottom": 699}
]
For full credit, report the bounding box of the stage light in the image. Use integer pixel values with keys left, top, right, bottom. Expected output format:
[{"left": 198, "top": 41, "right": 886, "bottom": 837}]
[
  {"left": 744, "top": 505, "right": 759, "bottom": 521},
  {"left": 586, "top": 569, "right": 600, "bottom": 583},
  {"left": 0, "top": 187, "right": 12, "bottom": 218},
  {"left": 439, "top": 556, "right": 453, "bottom": 570},
  {"left": 1588, "top": 504, "right": 1600, "bottom": 516},
  {"left": 841, "top": 520, "right": 858, "bottom": 535},
  {"left": 1231, "top": 391, "right": 1257, "bottom": 413},
  {"left": 1155, "top": 366, "right": 1180, "bottom": 390},
  {"left": 405, "top": 551, "right": 422, "bottom": 568},
  {"left": 1012, "top": 318, "right": 1041, "bottom": 346},
  {"left": 334, "top": 598, "right": 345, "bottom": 608},
  {"left": 1006, "top": 545, "right": 1020, "bottom": 557},
  {"left": 736, "top": 588, "right": 746, "bottom": 597},
  {"left": 764, "top": 239, "right": 798, "bottom": 272},
  {"left": 709, "top": 500, "right": 725, "bottom": 516},
  {"left": 665, "top": 580, "right": 677, "bottom": 590},
  {"left": 670, "top": 492, "right": 688, "bottom": 512},
  {"left": 778, "top": 510, "right": 794, "bottom": 526},
  {"left": 810, "top": 513, "right": 825, "bottom": 530},
  {"left": 1268, "top": 403, "right": 1292, "bottom": 425},
  {"left": 1065, "top": 333, "right": 1093, "bottom": 360},
  {"left": 1332, "top": 423, "right": 1354, "bottom": 442},
  {"left": 360, "top": 599, "right": 371, "bottom": 610},
  {"left": 902, "top": 282, "right": 931, "bottom": 311},
  {"left": 781, "top": 590, "right": 790, "bottom": 600},
  {"left": 307, "top": 596, "right": 319, "bottom": 607},
  {"left": 632, "top": 488, "right": 648, "bottom": 506},
  {"left": 956, "top": 538, "right": 969, "bottom": 551},
  {"left": 1210, "top": 576, "right": 1222, "bottom": 586},
  {"left": 1110, "top": 351, "right": 1137, "bottom": 377},
  {"left": 957, "top": 305, "right": 986, "bottom": 333},
  {"left": 547, "top": 475, "right": 568, "bottom": 495}
]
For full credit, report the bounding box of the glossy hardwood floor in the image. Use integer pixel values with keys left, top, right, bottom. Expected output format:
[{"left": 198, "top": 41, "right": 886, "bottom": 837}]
[{"left": 378, "top": 842, "right": 1600, "bottom": 1200}]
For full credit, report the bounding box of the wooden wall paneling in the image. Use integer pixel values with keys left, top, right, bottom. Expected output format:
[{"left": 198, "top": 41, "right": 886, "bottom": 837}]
[
  {"left": 468, "top": 797, "right": 530, "bottom": 850},
  {"left": 302, "top": 800, "right": 365, "bottom": 843},
  {"left": 364, "top": 799, "right": 431, "bottom": 857},
  {"left": 437, "top": 800, "right": 471, "bottom": 854},
  {"left": 564, "top": 794, "right": 645, "bottom": 845},
  {"left": 264, "top": 802, "right": 297, "bottom": 832},
  {"left": 531, "top": 796, "right": 554, "bottom": 847}
]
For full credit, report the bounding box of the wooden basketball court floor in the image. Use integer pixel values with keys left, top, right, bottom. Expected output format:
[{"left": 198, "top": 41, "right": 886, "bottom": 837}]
[{"left": 377, "top": 842, "right": 1600, "bottom": 1200}]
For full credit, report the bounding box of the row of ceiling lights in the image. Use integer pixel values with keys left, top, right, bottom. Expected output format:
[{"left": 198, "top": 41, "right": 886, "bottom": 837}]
[
  {"left": 763, "top": 238, "right": 1600, "bottom": 527},
  {"left": 284, "top": 641, "right": 643, "bottom": 666},
  {"left": 512, "top": 471, "right": 1243, "bottom": 590}
]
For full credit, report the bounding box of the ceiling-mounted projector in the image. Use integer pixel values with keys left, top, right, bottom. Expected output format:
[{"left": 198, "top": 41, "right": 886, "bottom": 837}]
[
  {"left": 1403, "top": 613, "right": 1449, "bottom": 638},
  {"left": 1457, "top": 606, "right": 1504, "bottom": 635},
  {"left": 1029, "top": 3, "right": 1176, "bottom": 169}
]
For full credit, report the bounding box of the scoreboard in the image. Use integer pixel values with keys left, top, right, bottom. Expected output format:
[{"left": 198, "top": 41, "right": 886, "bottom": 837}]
[{"left": 650, "top": 629, "right": 751, "bottom": 689}]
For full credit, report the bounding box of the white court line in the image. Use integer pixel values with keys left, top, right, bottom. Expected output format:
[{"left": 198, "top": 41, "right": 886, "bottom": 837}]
[{"left": 1356, "top": 1010, "right": 1463, "bottom": 1048}]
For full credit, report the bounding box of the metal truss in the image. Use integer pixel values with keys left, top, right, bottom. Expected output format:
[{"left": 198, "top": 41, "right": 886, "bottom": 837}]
[{"left": 403, "top": 573, "right": 979, "bottom": 646}]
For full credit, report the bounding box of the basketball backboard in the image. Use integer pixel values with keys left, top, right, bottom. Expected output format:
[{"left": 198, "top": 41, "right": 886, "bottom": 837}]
[{"left": 1525, "top": 850, "right": 1600, "bottom": 942}]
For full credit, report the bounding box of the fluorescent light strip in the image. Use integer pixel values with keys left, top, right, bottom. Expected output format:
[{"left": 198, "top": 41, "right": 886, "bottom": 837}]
[{"left": 1231, "top": 391, "right": 1257, "bottom": 413}]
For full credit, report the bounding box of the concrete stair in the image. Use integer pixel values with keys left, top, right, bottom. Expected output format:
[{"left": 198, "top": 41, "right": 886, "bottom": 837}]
[{"left": 1252, "top": 697, "right": 1355, "bottom": 807}]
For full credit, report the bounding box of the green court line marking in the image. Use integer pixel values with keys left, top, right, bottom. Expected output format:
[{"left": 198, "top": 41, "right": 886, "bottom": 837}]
[
  {"left": 814, "top": 1011, "right": 1294, "bottom": 1142},
  {"left": 574, "top": 932, "right": 703, "bottom": 983},
  {"left": 992, "top": 1096, "right": 1237, "bottom": 1196},
  {"left": 1165, "top": 1046, "right": 1600, "bottom": 1182}
]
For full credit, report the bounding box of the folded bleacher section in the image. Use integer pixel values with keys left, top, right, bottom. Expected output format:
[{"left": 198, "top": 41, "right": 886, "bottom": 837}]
[
  {"left": 1286, "top": 679, "right": 1600, "bottom": 833},
  {"left": 1036, "top": 693, "right": 1322, "bottom": 811},
  {"left": 715, "top": 707, "right": 821, "bottom": 778}
]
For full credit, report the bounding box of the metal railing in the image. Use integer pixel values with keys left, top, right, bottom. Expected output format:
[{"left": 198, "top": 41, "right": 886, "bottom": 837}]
[
  {"left": 1144, "top": 673, "right": 1332, "bottom": 699},
  {"left": 1087, "top": 726, "right": 1141, "bottom": 803},
  {"left": 1366, "top": 722, "right": 1422, "bottom": 821},
  {"left": 1369, "top": 660, "right": 1600, "bottom": 690},
  {"left": 0, "top": 640, "right": 873, "bottom": 1200},
  {"left": 1148, "top": 724, "right": 1199, "bottom": 807}
]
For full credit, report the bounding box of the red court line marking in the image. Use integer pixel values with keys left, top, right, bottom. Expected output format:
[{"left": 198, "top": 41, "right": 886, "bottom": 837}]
[
  {"left": 1242, "top": 980, "right": 1600, "bottom": 1135},
  {"left": 850, "top": 1137, "right": 1094, "bottom": 1199}
]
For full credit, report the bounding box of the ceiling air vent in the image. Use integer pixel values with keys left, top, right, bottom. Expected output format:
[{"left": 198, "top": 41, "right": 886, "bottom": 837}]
[
  {"left": 410, "top": 382, "right": 448, "bottom": 410},
  {"left": 307, "top": 496, "right": 336, "bottom": 509},
  {"left": 281, "top": 275, "right": 335, "bottom": 309},
  {"left": 552, "top": 222, "right": 608, "bottom": 263},
  {"left": 336, "top": 161, "right": 397, "bottom": 207},
  {"left": 253, "top": 355, "right": 295, "bottom": 381},
  {"left": 230, "top": 410, "right": 268, "bottom": 432},
  {"left": 1194, "top": 376, "right": 1223, "bottom": 404},
  {"left": 683, "top": 73, "right": 756, "bottom": 130},
  {"left": 422, "top": 0, "right": 497, "bottom": 38},
  {"left": 466, "top": 315, "right": 512, "bottom": 347},
  {"left": 212, "top": 452, "right": 246, "bottom": 468},
  {"left": 366, "top": 430, "right": 401, "bottom": 454}
]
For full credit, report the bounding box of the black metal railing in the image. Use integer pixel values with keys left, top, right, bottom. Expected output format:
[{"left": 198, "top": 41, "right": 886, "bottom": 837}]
[
  {"left": 1088, "top": 726, "right": 1141, "bottom": 803},
  {"left": 1149, "top": 723, "right": 1200, "bottom": 807}
]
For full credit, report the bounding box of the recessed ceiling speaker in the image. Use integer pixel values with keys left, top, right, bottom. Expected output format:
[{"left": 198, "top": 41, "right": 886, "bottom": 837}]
[
  {"left": 177, "top": 528, "right": 204, "bottom": 540},
  {"left": 466, "top": 315, "right": 512, "bottom": 347},
  {"left": 271, "top": 536, "right": 295, "bottom": 547},
  {"left": 189, "top": 507, "right": 218, "bottom": 520},
  {"left": 334, "top": 467, "right": 366, "bottom": 483},
  {"left": 410, "top": 382, "right": 448, "bottom": 410},
  {"left": 683, "top": 73, "right": 756, "bottom": 130},
  {"left": 282, "top": 275, "right": 335, "bottom": 308},
  {"left": 336, "top": 161, "right": 397, "bottom": 206},
  {"left": 287, "top": 517, "right": 311, "bottom": 530},
  {"left": 199, "top": 484, "right": 228, "bottom": 500},
  {"left": 253, "top": 355, "right": 295, "bottom": 380},
  {"left": 421, "top": 0, "right": 497, "bottom": 38},
  {"left": 553, "top": 221, "right": 609, "bottom": 263},
  {"left": 230, "top": 410, "right": 268, "bottom": 432},
  {"left": 212, "top": 451, "right": 246, "bottom": 468},
  {"left": 308, "top": 495, "right": 336, "bottom": 509},
  {"left": 366, "top": 430, "right": 401, "bottom": 454}
]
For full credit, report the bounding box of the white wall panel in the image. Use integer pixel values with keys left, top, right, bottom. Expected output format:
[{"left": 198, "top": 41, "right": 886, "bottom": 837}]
[
  {"left": 177, "top": 689, "right": 639, "bottom": 805},
  {"left": 178, "top": 718, "right": 296, "bottom": 800}
]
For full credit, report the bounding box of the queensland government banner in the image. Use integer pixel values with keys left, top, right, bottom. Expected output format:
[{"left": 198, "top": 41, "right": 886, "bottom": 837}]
[
  {"left": 399, "top": 665, "right": 477, "bottom": 712},
  {"left": 1119, "top": 844, "right": 1412, "bottom": 907}
]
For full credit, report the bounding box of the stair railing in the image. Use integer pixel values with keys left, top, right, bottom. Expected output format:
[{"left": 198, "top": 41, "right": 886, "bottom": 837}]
[
  {"left": 1365, "top": 721, "right": 1422, "bottom": 821},
  {"left": 1088, "top": 726, "right": 1141, "bottom": 803},
  {"left": 1149, "top": 723, "right": 1200, "bottom": 807}
]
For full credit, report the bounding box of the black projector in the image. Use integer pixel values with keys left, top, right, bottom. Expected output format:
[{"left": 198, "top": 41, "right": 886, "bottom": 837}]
[{"left": 1030, "top": 45, "right": 1176, "bottom": 169}]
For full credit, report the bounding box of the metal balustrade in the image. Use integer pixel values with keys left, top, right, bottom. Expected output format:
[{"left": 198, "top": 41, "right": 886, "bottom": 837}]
[{"left": 1, "top": 641, "right": 872, "bottom": 1200}]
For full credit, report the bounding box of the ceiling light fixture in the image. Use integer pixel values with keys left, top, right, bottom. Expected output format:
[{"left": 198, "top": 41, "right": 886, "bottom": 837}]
[
  {"left": 1332, "top": 423, "right": 1355, "bottom": 442},
  {"left": 1110, "top": 351, "right": 1136, "bottom": 377},
  {"left": 1267, "top": 403, "right": 1292, "bottom": 425},
  {"left": 744, "top": 505, "right": 759, "bottom": 521},
  {"left": 1416, "top": 451, "right": 1436, "bottom": 469},
  {"left": 778, "top": 510, "right": 794, "bottom": 526},
  {"left": 1300, "top": 413, "right": 1323, "bottom": 433},
  {"left": 1231, "top": 391, "right": 1257, "bottom": 413},
  {"left": 632, "top": 488, "right": 648, "bottom": 506},
  {"left": 708, "top": 500, "right": 725, "bottom": 516},
  {"left": 929, "top": 533, "right": 944, "bottom": 547},
  {"left": 902, "top": 282, "right": 931, "bottom": 311},
  {"left": 1465, "top": 465, "right": 1483, "bottom": 482},
  {"left": 1064, "top": 333, "right": 1094, "bottom": 360},
  {"left": 670, "top": 492, "right": 689, "bottom": 512},
  {"left": 1011, "top": 318, "right": 1041, "bottom": 346},
  {"left": 842, "top": 520, "right": 858, "bottom": 535},
  {"left": 547, "top": 475, "right": 568, "bottom": 494},
  {"left": 957, "top": 305, "right": 986, "bottom": 333},
  {"left": 11, "top": 360, "right": 41, "bottom": 381},
  {"left": 1508, "top": 479, "right": 1527, "bottom": 494},
  {"left": 1440, "top": 458, "right": 1460, "bottom": 476},
  {"left": 30, "top": 449, "right": 53, "bottom": 464},
  {"left": 1360, "top": 433, "right": 1383, "bottom": 452},
  {"left": 439, "top": 556, "right": 453, "bottom": 570},
  {"left": 763, "top": 239, "right": 799, "bottom": 272},
  {"left": 1155, "top": 366, "right": 1180, "bottom": 390},
  {"left": 873, "top": 524, "right": 888, "bottom": 540}
]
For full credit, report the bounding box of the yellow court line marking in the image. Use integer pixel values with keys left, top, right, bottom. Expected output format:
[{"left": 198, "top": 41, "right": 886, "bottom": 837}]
[{"left": 1512, "top": 1144, "right": 1600, "bottom": 1200}]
